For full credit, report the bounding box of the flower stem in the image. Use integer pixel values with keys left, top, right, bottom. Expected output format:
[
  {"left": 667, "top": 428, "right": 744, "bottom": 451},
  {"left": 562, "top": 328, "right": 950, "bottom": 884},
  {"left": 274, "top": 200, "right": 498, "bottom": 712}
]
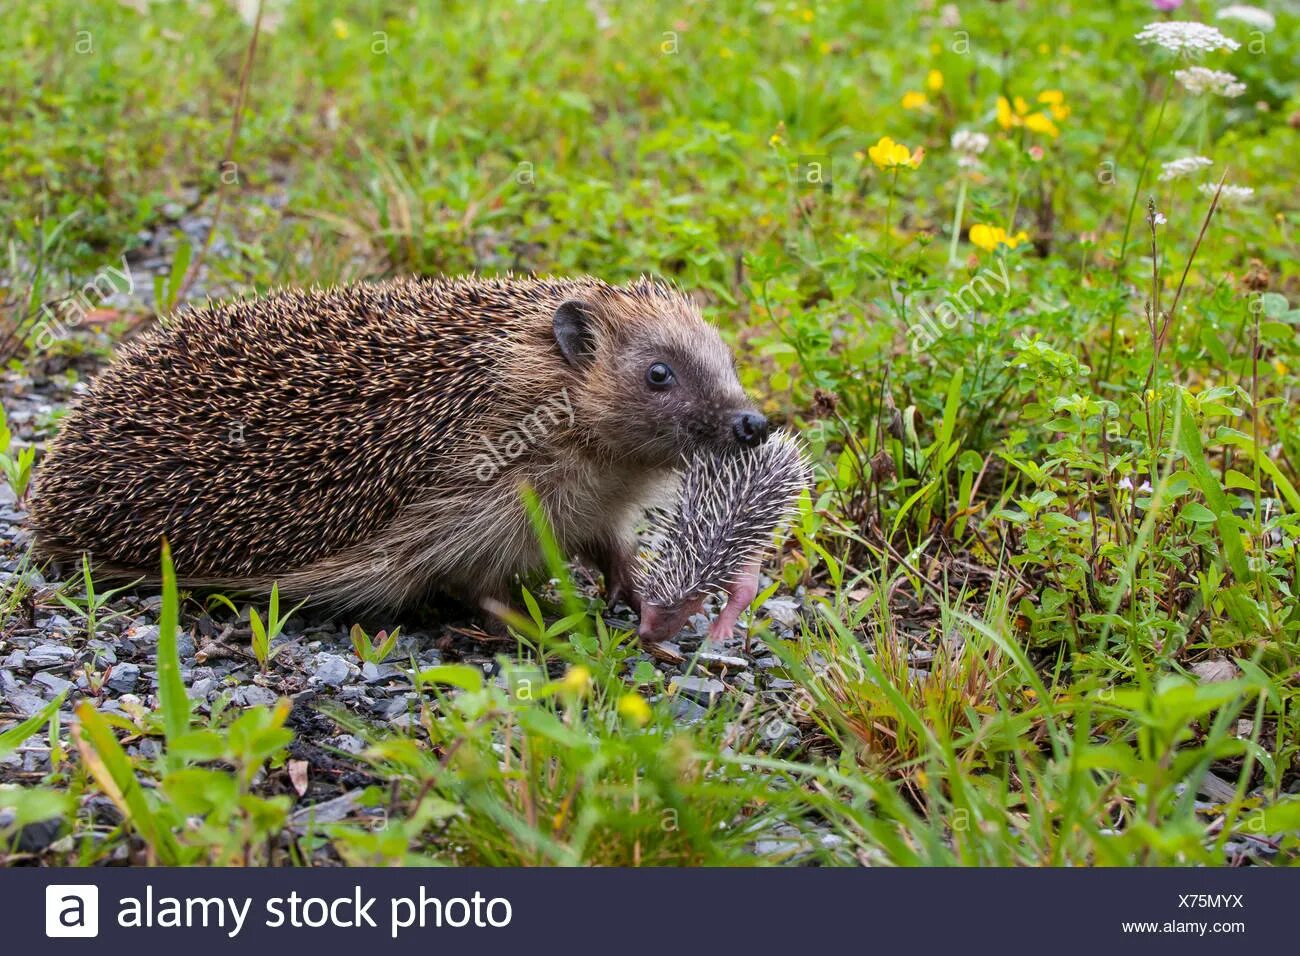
[
  {"left": 1103, "top": 74, "right": 1172, "bottom": 383},
  {"left": 948, "top": 176, "right": 967, "bottom": 268}
]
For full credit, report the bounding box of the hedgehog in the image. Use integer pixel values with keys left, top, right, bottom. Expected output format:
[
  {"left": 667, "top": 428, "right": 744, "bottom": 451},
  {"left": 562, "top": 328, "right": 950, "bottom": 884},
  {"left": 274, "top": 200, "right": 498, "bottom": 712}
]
[
  {"left": 635, "top": 430, "right": 811, "bottom": 644},
  {"left": 30, "top": 275, "right": 772, "bottom": 615}
]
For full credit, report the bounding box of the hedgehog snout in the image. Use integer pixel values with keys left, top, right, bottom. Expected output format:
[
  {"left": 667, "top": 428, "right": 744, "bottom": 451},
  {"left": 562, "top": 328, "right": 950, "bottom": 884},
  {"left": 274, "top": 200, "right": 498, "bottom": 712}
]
[{"left": 732, "top": 411, "right": 769, "bottom": 448}]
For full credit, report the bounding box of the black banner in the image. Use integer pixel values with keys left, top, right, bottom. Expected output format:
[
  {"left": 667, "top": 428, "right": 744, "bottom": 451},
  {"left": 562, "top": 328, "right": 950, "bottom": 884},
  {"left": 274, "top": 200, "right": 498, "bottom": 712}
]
[{"left": 2, "top": 867, "right": 1292, "bottom": 952}]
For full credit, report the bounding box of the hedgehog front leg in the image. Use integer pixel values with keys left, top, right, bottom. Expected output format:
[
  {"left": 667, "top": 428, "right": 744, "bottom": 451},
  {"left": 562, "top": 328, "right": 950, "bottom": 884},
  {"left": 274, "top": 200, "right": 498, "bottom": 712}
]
[
  {"left": 706, "top": 555, "right": 763, "bottom": 645},
  {"left": 585, "top": 536, "right": 642, "bottom": 612}
]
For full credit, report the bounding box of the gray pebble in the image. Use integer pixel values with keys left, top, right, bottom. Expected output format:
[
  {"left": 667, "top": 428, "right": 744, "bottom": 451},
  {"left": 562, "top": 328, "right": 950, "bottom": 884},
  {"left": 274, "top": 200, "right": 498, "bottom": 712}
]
[
  {"left": 311, "top": 653, "right": 352, "bottom": 687},
  {"left": 697, "top": 651, "right": 748, "bottom": 672},
  {"left": 234, "top": 686, "right": 278, "bottom": 708},
  {"left": 130, "top": 624, "right": 160, "bottom": 646},
  {"left": 32, "top": 671, "right": 74, "bottom": 696},
  {"left": 105, "top": 663, "right": 140, "bottom": 694},
  {"left": 26, "top": 644, "right": 74, "bottom": 667},
  {"left": 671, "top": 676, "right": 726, "bottom": 705},
  {"left": 760, "top": 718, "right": 800, "bottom": 752},
  {"left": 668, "top": 695, "right": 710, "bottom": 724},
  {"left": 5, "top": 690, "right": 49, "bottom": 717},
  {"left": 324, "top": 734, "right": 365, "bottom": 754},
  {"left": 0, "top": 669, "right": 20, "bottom": 695}
]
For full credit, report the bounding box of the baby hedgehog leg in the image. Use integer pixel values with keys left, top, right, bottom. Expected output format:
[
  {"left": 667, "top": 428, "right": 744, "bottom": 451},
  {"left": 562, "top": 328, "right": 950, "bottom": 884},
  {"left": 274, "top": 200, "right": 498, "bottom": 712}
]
[{"left": 708, "top": 555, "right": 763, "bottom": 644}]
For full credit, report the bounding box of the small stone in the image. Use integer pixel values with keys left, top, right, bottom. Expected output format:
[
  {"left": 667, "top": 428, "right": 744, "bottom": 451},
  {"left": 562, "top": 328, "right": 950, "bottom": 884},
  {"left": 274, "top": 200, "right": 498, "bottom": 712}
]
[
  {"left": 32, "top": 671, "right": 74, "bottom": 696},
  {"left": 310, "top": 653, "right": 352, "bottom": 687},
  {"left": 189, "top": 677, "right": 213, "bottom": 698},
  {"left": 234, "top": 685, "right": 278, "bottom": 708},
  {"left": 697, "top": 651, "right": 748, "bottom": 673},
  {"left": 324, "top": 734, "right": 365, "bottom": 754},
  {"left": 761, "top": 596, "right": 801, "bottom": 628},
  {"left": 374, "top": 696, "right": 411, "bottom": 719},
  {"left": 671, "top": 676, "right": 726, "bottom": 705},
  {"left": 130, "top": 624, "right": 160, "bottom": 646},
  {"left": 5, "top": 690, "right": 48, "bottom": 717},
  {"left": 105, "top": 663, "right": 140, "bottom": 694},
  {"left": 760, "top": 718, "right": 800, "bottom": 752},
  {"left": 668, "top": 695, "right": 709, "bottom": 724},
  {"left": 1192, "top": 659, "right": 1239, "bottom": 683},
  {"left": 26, "top": 644, "right": 74, "bottom": 667}
]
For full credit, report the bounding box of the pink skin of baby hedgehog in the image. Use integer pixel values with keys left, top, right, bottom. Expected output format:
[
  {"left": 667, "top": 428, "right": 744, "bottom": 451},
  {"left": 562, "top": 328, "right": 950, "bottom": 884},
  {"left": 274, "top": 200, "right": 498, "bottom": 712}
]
[{"left": 637, "top": 555, "right": 762, "bottom": 645}]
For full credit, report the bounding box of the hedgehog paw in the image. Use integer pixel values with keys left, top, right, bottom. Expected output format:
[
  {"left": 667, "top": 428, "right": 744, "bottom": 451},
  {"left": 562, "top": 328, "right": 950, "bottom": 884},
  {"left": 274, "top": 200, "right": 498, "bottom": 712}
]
[{"left": 706, "top": 557, "right": 763, "bottom": 646}]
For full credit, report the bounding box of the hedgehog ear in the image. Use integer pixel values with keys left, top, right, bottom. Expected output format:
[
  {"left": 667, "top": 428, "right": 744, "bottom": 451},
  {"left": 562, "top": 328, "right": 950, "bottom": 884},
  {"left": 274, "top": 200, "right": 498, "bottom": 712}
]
[{"left": 553, "top": 300, "right": 597, "bottom": 368}]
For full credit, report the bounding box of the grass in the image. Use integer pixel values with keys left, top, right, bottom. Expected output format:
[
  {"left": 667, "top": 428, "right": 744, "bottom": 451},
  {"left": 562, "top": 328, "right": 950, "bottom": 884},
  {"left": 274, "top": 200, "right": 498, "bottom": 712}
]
[{"left": 1, "top": 1, "right": 1297, "bottom": 866}]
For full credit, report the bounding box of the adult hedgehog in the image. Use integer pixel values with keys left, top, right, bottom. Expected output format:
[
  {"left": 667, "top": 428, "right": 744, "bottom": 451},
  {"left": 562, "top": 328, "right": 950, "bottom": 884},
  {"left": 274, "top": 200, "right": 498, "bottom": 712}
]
[{"left": 31, "top": 276, "right": 769, "bottom": 614}]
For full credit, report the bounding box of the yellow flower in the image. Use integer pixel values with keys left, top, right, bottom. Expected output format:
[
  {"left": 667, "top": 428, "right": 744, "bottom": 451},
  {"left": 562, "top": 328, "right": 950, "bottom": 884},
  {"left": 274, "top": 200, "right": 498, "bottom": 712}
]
[
  {"left": 559, "top": 665, "right": 591, "bottom": 696},
  {"left": 969, "top": 224, "right": 1029, "bottom": 252},
  {"left": 331, "top": 18, "right": 350, "bottom": 39},
  {"left": 996, "top": 96, "right": 1019, "bottom": 129},
  {"left": 1024, "top": 112, "right": 1059, "bottom": 137},
  {"left": 927, "top": 69, "right": 944, "bottom": 92},
  {"left": 999, "top": 93, "right": 1065, "bottom": 136},
  {"left": 719, "top": 47, "right": 735, "bottom": 59},
  {"left": 799, "top": 7, "right": 814, "bottom": 21},
  {"left": 867, "top": 136, "right": 921, "bottom": 169},
  {"left": 769, "top": 132, "right": 784, "bottom": 147},
  {"left": 617, "top": 693, "right": 652, "bottom": 727},
  {"left": 1038, "top": 89, "right": 1070, "bottom": 120},
  {"left": 901, "top": 91, "right": 928, "bottom": 110}
]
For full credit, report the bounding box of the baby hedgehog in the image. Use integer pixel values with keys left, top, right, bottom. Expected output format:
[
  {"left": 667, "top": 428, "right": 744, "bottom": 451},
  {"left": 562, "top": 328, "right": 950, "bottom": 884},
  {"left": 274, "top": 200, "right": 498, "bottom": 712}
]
[
  {"left": 636, "top": 430, "right": 811, "bottom": 643},
  {"left": 31, "top": 276, "right": 771, "bottom": 614}
]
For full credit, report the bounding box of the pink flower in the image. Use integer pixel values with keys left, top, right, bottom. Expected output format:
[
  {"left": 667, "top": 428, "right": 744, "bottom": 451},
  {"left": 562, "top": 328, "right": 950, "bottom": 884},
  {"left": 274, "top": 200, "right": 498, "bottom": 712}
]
[{"left": 1151, "top": 0, "right": 1183, "bottom": 10}]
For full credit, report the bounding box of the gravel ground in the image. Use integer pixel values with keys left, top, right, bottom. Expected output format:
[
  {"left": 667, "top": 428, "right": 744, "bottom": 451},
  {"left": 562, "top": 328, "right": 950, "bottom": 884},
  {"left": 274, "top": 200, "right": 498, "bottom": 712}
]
[{"left": 1, "top": 355, "right": 815, "bottom": 854}]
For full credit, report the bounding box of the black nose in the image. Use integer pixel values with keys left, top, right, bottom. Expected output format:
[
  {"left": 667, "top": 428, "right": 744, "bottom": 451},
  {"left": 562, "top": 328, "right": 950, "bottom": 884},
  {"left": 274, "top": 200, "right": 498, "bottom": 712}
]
[{"left": 732, "top": 411, "right": 769, "bottom": 448}]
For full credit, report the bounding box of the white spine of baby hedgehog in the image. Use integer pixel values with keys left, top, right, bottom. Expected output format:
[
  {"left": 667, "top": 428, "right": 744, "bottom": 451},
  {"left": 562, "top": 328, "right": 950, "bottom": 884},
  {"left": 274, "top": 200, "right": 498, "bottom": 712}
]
[{"left": 635, "top": 429, "right": 812, "bottom": 643}]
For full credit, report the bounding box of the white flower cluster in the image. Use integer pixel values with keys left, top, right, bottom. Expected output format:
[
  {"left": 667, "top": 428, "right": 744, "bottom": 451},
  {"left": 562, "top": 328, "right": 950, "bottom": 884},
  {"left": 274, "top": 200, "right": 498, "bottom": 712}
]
[
  {"left": 950, "top": 129, "right": 989, "bottom": 168},
  {"left": 1216, "top": 5, "right": 1276, "bottom": 31},
  {"left": 1135, "top": 21, "right": 1240, "bottom": 54},
  {"left": 1174, "top": 67, "right": 1246, "bottom": 97},
  {"left": 1158, "top": 156, "right": 1213, "bottom": 181},
  {"left": 1200, "top": 183, "right": 1255, "bottom": 203}
]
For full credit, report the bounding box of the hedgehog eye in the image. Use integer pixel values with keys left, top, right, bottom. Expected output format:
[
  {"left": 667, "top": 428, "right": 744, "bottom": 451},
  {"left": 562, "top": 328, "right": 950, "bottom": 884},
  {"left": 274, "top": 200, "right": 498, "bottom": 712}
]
[{"left": 646, "top": 362, "right": 676, "bottom": 390}]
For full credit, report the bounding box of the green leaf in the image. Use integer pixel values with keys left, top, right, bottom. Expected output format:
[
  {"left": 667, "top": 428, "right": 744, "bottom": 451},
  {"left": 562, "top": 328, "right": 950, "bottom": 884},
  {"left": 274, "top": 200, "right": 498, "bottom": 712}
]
[
  {"left": 156, "top": 540, "right": 192, "bottom": 763},
  {"left": 0, "top": 693, "right": 64, "bottom": 758},
  {"left": 416, "top": 664, "right": 484, "bottom": 693},
  {"left": 1173, "top": 399, "right": 1250, "bottom": 582}
]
